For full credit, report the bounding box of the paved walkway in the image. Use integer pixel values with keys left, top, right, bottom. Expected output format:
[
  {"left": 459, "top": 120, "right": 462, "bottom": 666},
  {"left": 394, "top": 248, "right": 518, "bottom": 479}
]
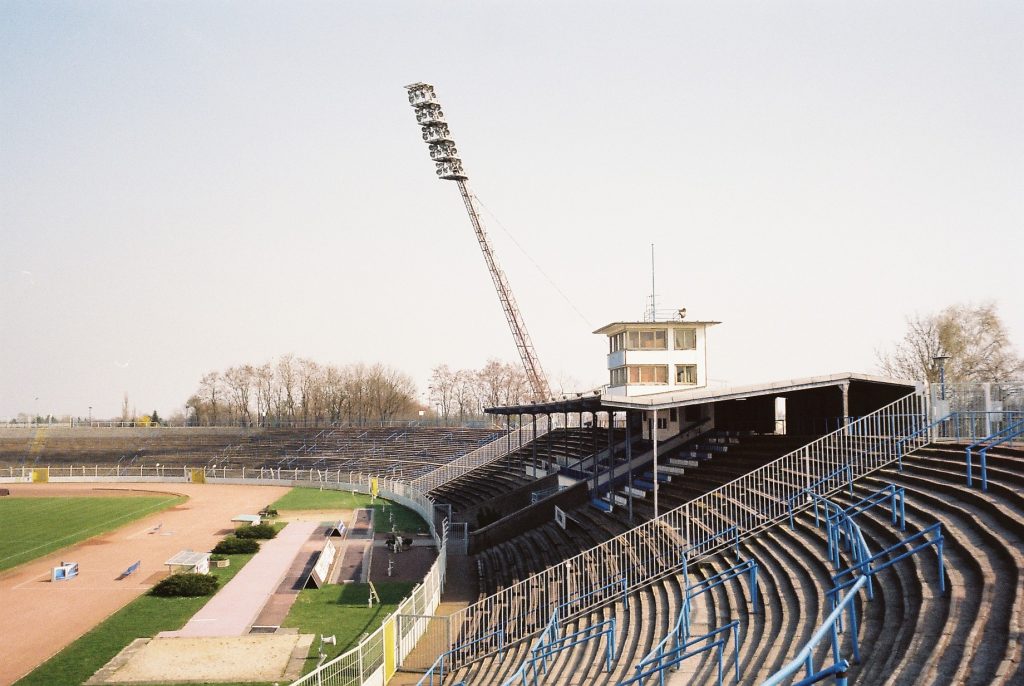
[{"left": 161, "top": 520, "right": 320, "bottom": 638}]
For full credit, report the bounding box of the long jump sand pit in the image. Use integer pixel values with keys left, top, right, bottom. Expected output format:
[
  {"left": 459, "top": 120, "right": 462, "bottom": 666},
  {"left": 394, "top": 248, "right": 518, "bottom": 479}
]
[
  {"left": 88, "top": 634, "right": 313, "bottom": 684},
  {"left": 0, "top": 481, "right": 291, "bottom": 685}
]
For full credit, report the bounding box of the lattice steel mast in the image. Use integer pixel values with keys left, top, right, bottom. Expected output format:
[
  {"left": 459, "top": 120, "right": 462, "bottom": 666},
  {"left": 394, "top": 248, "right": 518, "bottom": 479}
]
[{"left": 406, "top": 83, "right": 552, "bottom": 401}]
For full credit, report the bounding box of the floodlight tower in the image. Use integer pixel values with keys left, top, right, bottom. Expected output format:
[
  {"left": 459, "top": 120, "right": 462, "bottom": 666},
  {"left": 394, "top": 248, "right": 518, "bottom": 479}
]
[{"left": 405, "top": 83, "right": 552, "bottom": 401}]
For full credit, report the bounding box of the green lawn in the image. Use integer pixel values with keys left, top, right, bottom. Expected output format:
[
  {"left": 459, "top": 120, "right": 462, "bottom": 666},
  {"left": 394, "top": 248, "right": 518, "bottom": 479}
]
[
  {"left": 281, "top": 581, "right": 416, "bottom": 663},
  {"left": 14, "top": 552, "right": 257, "bottom": 686},
  {"left": 0, "top": 495, "right": 185, "bottom": 572},
  {"left": 271, "top": 487, "right": 428, "bottom": 534}
]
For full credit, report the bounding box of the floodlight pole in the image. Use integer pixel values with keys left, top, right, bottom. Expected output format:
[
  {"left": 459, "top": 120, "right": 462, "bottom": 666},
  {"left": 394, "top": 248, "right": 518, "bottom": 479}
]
[{"left": 406, "top": 82, "right": 552, "bottom": 402}]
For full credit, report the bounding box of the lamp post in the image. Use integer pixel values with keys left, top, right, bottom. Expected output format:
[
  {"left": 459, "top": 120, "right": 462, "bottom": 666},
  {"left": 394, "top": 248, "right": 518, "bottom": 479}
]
[
  {"left": 933, "top": 354, "right": 951, "bottom": 438},
  {"left": 932, "top": 354, "right": 950, "bottom": 400},
  {"left": 88, "top": 406, "right": 92, "bottom": 427}
]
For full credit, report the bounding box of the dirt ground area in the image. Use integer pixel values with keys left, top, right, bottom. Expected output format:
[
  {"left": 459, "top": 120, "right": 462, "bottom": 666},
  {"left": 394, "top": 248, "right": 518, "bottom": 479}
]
[
  {"left": 87, "top": 634, "right": 312, "bottom": 684},
  {"left": 369, "top": 534, "right": 437, "bottom": 583},
  {"left": 0, "top": 481, "right": 291, "bottom": 686}
]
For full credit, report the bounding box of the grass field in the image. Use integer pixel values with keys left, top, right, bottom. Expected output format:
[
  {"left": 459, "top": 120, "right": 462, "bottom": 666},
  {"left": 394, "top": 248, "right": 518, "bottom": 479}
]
[
  {"left": 0, "top": 495, "right": 186, "bottom": 572},
  {"left": 282, "top": 581, "right": 416, "bottom": 662},
  {"left": 271, "top": 488, "right": 428, "bottom": 533},
  {"left": 14, "top": 552, "right": 258, "bottom": 686}
]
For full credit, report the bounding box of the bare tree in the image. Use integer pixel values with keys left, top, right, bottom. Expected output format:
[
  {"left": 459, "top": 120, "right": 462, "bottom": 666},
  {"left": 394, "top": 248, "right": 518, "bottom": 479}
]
[
  {"left": 253, "top": 362, "right": 274, "bottom": 426},
  {"left": 223, "top": 365, "right": 254, "bottom": 426},
  {"left": 198, "top": 372, "right": 222, "bottom": 425},
  {"left": 367, "top": 363, "right": 416, "bottom": 422},
  {"left": 877, "top": 301, "right": 1023, "bottom": 383},
  {"left": 428, "top": 364, "right": 459, "bottom": 424},
  {"left": 297, "top": 358, "right": 322, "bottom": 423}
]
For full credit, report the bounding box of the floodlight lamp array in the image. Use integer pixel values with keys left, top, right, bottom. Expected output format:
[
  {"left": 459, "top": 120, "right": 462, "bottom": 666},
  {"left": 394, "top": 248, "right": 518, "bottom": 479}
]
[
  {"left": 429, "top": 142, "right": 459, "bottom": 162},
  {"left": 406, "top": 82, "right": 467, "bottom": 180},
  {"left": 422, "top": 123, "right": 453, "bottom": 145}
]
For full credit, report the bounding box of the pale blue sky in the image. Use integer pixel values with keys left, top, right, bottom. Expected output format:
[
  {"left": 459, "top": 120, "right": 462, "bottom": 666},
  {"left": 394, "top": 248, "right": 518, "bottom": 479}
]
[{"left": 2, "top": 1, "right": 1022, "bottom": 419}]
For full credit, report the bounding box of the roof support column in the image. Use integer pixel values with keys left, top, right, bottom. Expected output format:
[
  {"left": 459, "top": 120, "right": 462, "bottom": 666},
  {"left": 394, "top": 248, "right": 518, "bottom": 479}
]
[
  {"left": 840, "top": 382, "right": 850, "bottom": 435},
  {"left": 532, "top": 413, "right": 538, "bottom": 466},
  {"left": 625, "top": 411, "right": 633, "bottom": 524},
  {"left": 652, "top": 409, "right": 659, "bottom": 520}
]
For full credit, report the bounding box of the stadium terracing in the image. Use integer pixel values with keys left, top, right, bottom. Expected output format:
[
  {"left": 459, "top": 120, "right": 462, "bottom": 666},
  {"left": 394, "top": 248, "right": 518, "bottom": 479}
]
[{"left": 2, "top": 372, "right": 1021, "bottom": 686}]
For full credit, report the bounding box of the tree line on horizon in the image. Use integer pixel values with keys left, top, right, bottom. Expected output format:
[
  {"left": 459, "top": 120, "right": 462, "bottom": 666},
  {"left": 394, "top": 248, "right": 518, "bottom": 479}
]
[{"left": 184, "top": 355, "right": 536, "bottom": 427}]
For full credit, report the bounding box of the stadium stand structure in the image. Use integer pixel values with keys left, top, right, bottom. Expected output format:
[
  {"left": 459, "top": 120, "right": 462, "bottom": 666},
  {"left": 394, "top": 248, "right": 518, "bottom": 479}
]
[
  {"left": 434, "top": 442, "right": 1022, "bottom": 685},
  {"left": 404, "top": 390, "right": 1022, "bottom": 686},
  {"left": 0, "top": 425, "right": 500, "bottom": 480}
]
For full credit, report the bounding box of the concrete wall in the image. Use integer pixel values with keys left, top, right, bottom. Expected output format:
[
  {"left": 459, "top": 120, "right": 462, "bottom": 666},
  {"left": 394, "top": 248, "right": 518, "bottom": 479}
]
[
  {"left": 456, "top": 473, "right": 559, "bottom": 528},
  {"left": 468, "top": 480, "right": 589, "bottom": 554}
]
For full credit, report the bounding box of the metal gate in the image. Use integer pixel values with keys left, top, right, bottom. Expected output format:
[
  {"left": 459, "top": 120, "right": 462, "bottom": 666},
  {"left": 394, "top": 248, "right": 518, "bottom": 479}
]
[{"left": 397, "top": 613, "right": 452, "bottom": 671}]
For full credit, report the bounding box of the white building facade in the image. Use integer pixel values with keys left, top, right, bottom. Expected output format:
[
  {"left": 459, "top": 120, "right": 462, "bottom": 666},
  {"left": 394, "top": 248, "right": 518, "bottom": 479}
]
[{"left": 594, "top": 319, "right": 719, "bottom": 398}]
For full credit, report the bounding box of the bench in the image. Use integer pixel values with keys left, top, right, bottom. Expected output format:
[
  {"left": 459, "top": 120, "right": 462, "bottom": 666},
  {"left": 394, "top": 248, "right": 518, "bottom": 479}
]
[{"left": 118, "top": 560, "right": 141, "bottom": 580}]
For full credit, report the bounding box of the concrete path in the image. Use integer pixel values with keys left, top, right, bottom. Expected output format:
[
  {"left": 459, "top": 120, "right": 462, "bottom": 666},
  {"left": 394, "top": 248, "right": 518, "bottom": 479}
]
[
  {"left": 251, "top": 523, "right": 330, "bottom": 629},
  {"left": 161, "top": 520, "right": 319, "bottom": 638}
]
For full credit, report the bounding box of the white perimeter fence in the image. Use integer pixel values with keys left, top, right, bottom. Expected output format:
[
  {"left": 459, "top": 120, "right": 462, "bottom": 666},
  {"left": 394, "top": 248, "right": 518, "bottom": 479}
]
[{"left": 410, "top": 416, "right": 550, "bottom": 493}]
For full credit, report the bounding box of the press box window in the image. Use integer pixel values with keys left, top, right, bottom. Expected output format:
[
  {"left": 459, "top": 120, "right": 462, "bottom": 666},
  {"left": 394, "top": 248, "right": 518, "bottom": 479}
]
[
  {"left": 626, "top": 329, "right": 667, "bottom": 350},
  {"left": 674, "top": 328, "right": 697, "bottom": 350},
  {"left": 609, "top": 367, "right": 628, "bottom": 386},
  {"left": 675, "top": 365, "right": 697, "bottom": 385},
  {"left": 629, "top": 365, "right": 668, "bottom": 384}
]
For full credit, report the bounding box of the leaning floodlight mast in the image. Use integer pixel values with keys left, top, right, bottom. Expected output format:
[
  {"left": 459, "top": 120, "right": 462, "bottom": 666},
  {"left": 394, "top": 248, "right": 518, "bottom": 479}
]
[{"left": 405, "top": 82, "right": 552, "bottom": 402}]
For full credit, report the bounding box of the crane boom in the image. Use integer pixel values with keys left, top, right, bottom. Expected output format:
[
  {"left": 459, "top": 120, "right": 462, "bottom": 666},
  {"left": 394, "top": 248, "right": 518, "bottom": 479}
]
[{"left": 406, "top": 82, "right": 552, "bottom": 402}]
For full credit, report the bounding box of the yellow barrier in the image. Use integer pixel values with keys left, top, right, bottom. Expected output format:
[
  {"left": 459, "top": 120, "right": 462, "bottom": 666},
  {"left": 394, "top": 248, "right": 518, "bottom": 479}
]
[
  {"left": 190, "top": 468, "right": 206, "bottom": 484},
  {"left": 31, "top": 468, "right": 49, "bottom": 483},
  {"left": 383, "top": 617, "right": 396, "bottom": 678}
]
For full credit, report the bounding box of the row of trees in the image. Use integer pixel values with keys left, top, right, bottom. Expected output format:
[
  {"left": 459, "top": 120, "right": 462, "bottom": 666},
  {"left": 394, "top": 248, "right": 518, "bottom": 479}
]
[
  {"left": 877, "top": 302, "right": 1023, "bottom": 383},
  {"left": 428, "top": 359, "right": 534, "bottom": 424},
  {"left": 186, "top": 355, "right": 417, "bottom": 426}
]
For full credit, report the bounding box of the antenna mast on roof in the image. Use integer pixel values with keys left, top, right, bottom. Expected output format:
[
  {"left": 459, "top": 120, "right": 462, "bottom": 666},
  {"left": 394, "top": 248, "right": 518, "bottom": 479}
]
[
  {"left": 646, "top": 243, "right": 658, "bottom": 322},
  {"left": 404, "top": 82, "right": 552, "bottom": 402}
]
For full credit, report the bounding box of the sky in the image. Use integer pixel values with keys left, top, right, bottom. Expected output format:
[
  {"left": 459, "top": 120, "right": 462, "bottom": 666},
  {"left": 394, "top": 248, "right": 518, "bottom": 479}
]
[{"left": 1, "top": 1, "right": 1022, "bottom": 420}]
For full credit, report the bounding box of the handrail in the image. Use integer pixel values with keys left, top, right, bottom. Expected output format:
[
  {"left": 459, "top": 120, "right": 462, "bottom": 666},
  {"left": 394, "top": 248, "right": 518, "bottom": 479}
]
[
  {"left": 969, "top": 418, "right": 1024, "bottom": 491},
  {"left": 896, "top": 412, "right": 954, "bottom": 464},
  {"left": 825, "top": 485, "right": 905, "bottom": 569},
  {"left": 787, "top": 465, "right": 852, "bottom": 530},
  {"left": 830, "top": 522, "right": 946, "bottom": 596},
  {"left": 622, "top": 621, "right": 740, "bottom": 686},
  {"left": 680, "top": 558, "right": 759, "bottom": 640},
  {"left": 417, "top": 630, "right": 505, "bottom": 686},
  {"left": 760, "top": 576, "right": 868, "bottom": 686}
]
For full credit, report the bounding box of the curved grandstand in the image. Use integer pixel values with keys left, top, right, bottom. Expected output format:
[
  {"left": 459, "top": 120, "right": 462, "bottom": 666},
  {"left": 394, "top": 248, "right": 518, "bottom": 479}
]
[{"left": 3, "top": 382, "right": 1022, "bottom": 686}]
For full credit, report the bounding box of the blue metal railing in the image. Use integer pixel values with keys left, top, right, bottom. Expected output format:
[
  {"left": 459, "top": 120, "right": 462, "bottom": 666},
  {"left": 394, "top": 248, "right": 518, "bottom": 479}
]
[
  {"left": 416, "top": 629, "right": 505, "bottom": 685},
  {"left": 895, "top": 413, "right": 956, "bottom": 467},
  {"left": 760, "top": 576, "right": 867, "bottom": 686},
  {"left": 557, "top": 576, "right": 629, "bottom": 618},
  {"left": 966, "top": 417, "right": 1024, "bottom": 491},
  {"left": 947, "top": 410, "right": 1024, "bottom": 444},
  {"left": 825, "top": 485, "right": 905, "bottom": 569},
  {"left": 626, "top": 557, "right": 756, "bottom": 685},
  {"left": 830, "top": 523, "right": 946, "bottom": 605},
  {"left": 681, "top": 558, "right": 760, "bottom": 638},
  {"left": 500, "top": 611, "right": 617, "bottom": 686},
  {"left": 787, "top": 465, "right": 853, "bottom": 530},
  {"left": 682, "top": 525, "right": 739, "bottom": 563},
  {"left": 620, "top": 621, "right": 740, "bottom": 686}
]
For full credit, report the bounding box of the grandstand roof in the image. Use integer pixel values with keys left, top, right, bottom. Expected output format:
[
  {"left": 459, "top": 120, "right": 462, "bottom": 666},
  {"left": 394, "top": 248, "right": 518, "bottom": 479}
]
[
  {"left": 486, "top": 372, "right": 916, "bottom": 415},
  {"left": 601, "top": 372, "right": 916, "bottom": 411},
  {"left": 592, "top": 320, "right": 721, "bottom": 334}
]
